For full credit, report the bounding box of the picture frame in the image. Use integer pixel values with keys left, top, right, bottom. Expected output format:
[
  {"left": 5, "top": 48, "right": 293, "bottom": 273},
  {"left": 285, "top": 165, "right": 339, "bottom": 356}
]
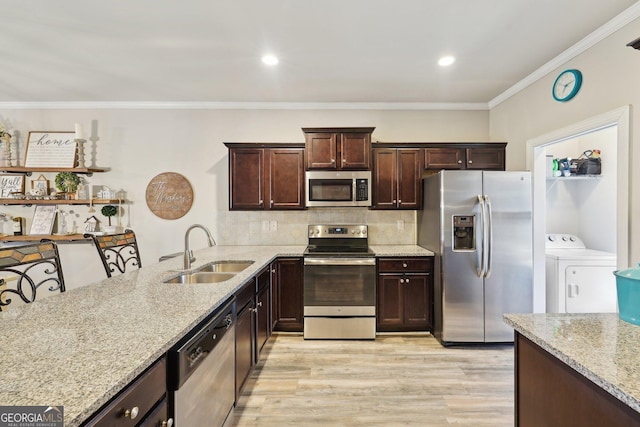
[
  {"left": 29, "top": 205, "right": 57, "bottom": 235},
  {"left": 24, "top": 131, "right": 77, "bottom": 168},
  {"left": 0, "top": 174, "right": 25, "bottom": 198},
  {"left": 31, "top": 174, "right": 50, "bottom": 195}
]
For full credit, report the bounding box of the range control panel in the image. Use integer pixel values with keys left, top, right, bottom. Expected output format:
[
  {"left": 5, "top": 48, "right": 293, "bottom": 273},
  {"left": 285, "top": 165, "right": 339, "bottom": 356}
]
[{"left": 308, "top": 224, "right": 368, "bottom": 238}]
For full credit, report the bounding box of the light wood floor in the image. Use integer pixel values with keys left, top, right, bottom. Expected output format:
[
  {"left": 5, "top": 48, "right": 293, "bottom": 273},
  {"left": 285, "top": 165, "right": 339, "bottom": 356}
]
[{"left": 231, "top": 333, "right": 514, "bottom": 426}]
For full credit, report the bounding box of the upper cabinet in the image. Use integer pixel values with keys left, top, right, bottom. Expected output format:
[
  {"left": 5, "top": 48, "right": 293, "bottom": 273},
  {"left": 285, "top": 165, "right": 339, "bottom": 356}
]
[
  {"left": 372, "top": 148, "right": 423, "bottom": 210},
  {"left": 226, "top": 143, "right": 305, "bottom": 211},
  {"left": 303, "top": 127, "right": 374, "bottom": 170},
  {"left": 424, "top": 144, "right": 506, "bottom": 171}
]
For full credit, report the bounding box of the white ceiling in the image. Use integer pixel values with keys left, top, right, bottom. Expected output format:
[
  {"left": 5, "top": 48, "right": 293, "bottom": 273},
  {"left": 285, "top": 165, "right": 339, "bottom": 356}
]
[{"left": 1, "top": 0, "right": 638, "bottom": 106}]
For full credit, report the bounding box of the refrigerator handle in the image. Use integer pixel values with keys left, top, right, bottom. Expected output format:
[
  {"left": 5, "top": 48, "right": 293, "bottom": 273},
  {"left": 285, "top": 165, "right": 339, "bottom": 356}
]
[
  {"left": 484, "top": 195, "right": 493, "bottom": 278},
  {"left": 476, "top": 195, "right": 486, "bottom": 278}
]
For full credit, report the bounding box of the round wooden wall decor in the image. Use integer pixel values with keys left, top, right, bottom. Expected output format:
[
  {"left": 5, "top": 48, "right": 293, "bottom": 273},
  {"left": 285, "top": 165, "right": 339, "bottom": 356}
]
[{"left": 145, "top": 172, "right": 194, "bottom": 220}]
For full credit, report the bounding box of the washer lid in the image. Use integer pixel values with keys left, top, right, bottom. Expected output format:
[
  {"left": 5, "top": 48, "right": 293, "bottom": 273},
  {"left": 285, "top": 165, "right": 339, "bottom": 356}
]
[{"left": 545, "top": 248, "right": 617, "bottom": 261}]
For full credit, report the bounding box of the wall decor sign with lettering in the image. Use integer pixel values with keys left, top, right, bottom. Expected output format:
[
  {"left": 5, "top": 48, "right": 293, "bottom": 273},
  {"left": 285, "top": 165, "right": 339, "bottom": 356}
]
[
  {"left": 145, "top": 172, "right": 194, "bottom": 220},
  {"left": 0, "top": 174, "right": 25, "bottom": 198},
  {"left": 29, "top": 205, "right": 57, "bottom": 235},
  {"left": 25, "top": 131, "right": 77, "bottom": 168}
]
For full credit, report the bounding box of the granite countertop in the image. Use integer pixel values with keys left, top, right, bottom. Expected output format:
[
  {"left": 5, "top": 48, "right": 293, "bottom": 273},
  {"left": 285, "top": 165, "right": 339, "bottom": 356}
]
[
  {"left": 1, "top": 244, "right": 432, "bottom": 426},
  {"left": 504, "top": 313, "right": 640, "bottom": 414}
]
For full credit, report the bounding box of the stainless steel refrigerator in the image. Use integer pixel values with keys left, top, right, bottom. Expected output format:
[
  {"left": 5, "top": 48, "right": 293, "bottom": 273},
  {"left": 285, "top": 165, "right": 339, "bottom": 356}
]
[{"left": 417, "top": 170, "right": 532, "bottom": 345}]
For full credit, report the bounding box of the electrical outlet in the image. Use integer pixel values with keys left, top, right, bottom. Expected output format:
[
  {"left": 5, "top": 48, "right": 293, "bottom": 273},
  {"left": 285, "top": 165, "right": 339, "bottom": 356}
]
[
  {"left": 262, "top": 220, "right": 269, "bottom": 231},
  {"left": 397, "top": 220, "right": 405, "bottom": 230},
  {"left": 270, "top": 220, "right": 277, "bottom": 231}
]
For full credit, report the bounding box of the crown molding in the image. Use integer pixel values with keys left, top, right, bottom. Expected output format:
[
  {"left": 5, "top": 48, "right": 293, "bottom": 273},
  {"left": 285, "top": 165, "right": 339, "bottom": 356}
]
[
  {"left": 488, "top": 2, "right": 640, "bottom": 109},
  {"left": 0, "top": 101, "right": 489, "bottom": 111}
]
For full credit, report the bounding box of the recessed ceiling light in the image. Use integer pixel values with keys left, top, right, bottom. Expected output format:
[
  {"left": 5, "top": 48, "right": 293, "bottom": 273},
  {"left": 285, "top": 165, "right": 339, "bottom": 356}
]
[
  {"left": 438, "top": 56, "right": 455, "bottom": 67},
  {"left": 262, "top": 54, "right": 279, "bottom": 66}
]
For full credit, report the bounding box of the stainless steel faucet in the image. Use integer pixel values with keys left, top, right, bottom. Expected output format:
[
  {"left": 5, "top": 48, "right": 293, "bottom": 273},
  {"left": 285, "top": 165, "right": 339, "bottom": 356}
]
[{"left": 183, "top": 224, "right": 216, "bottom": 270}]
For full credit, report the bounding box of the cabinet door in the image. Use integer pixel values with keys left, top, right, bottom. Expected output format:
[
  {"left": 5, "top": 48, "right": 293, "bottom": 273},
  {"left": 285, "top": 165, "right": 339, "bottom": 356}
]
[
  {"left": 403, "top": 274, "right": 431, "bottom": 330},
  {"left": 396, "top": 149, "right": 423, "bottom": 209},
  {"left": 255, "top": 266, "right": 271, "bottom": 360},
  {"left": 424, "top": 148, "right": 465, "bottom": 170},
  {"left": 272, "top": 258, "right": 304, "bottom": 332},
  {"left": 339, "top": 132, "right": 371, "bottom": 170},
  {"left": 377, "top": 274, "right": 403, "bottom": 331},
  {"left": 305, "top": 132, "right": 338, "bottom": 169},
  {"left": 229, "top": 148, "right": 265, "bottom": 210},
  {"left": 267, "top": 148, "right": 305, "bottom": 209},
  {"left": 235, "top": 302, "right": 254, "bottom": 400},
  {"left": 139, "top": 398, "right": 170, "bottom": 427},
  {"left": 372, "top": 149, "right": 397, "bottom": 209},
  {"left": 465, "top": 147, "right": 505, "bottom": 170}
]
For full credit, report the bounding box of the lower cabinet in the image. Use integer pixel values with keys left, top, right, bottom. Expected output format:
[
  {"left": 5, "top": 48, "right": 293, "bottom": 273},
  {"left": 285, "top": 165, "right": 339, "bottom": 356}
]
[
  {"left": 377, "top": 257, "right": 433, "bottom": 332},
  {"left": 85, "top": 356, "right": 169, "bottom": 427},
  {"left": 271, "top": 258, "right": 304, "bottom": 332},
  {"left": 235, "top": 266, "right": 272, "bottom": 400}
]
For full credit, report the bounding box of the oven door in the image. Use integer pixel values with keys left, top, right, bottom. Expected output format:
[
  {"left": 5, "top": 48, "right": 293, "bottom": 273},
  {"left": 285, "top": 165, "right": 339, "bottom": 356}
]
[{"left": 303, "top": 257, "right": 376, "bottom": 314}]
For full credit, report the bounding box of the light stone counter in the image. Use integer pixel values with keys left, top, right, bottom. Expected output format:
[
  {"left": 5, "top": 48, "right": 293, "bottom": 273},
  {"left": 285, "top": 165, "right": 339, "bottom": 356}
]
[
  {"left": 0, "top": 244, "right": 431, "bottom": 426},
  {"left": 504, "top": 313, "right": 640, "bottom": 414},
  {"left": 0, "top": 245, "right": 306, "bottom": 427},
  {"left": 370, "top": 245, "right": 434, "bottom": 257}
]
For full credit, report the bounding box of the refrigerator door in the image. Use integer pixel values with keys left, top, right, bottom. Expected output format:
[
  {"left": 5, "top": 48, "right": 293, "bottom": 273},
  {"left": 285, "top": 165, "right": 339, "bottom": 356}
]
[
  {"left": 482, "top": 171, "right": 533, "bottom": 342},
  {"left": 439, "top": 171, "right": 485, "bottom": 343}
]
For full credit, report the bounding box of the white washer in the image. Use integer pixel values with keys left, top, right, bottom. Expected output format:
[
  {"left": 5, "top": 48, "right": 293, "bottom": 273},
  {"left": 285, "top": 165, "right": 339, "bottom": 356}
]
[{"left": 545, "top": 234, "right": 617, "bottom": 313}]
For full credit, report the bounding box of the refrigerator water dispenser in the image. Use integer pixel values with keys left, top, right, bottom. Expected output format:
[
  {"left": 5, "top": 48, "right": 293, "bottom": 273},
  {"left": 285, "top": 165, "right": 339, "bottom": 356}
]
[{"left": 453, "top": 215, "right": 475, "bottom": 250}]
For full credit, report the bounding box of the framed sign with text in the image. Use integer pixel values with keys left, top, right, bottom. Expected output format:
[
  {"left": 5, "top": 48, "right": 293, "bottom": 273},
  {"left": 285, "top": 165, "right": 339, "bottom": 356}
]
[
  {"left": 145, "top": 172, "right": 194, "bottom": 220},
  {"left": 25, "top": 131, "right": 77, "bottom": 168},
  {"left": 0, "top": 174, "right": 25, "bottom": 198}
]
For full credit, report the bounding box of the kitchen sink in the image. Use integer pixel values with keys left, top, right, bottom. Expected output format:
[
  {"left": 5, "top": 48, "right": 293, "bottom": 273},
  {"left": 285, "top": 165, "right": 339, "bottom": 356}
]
[
  {"left": 164, "top": 272, "right": 236, "bottom": 284},
  {"left": 197, "top": 261, "right": 254, "bottom": 273}
]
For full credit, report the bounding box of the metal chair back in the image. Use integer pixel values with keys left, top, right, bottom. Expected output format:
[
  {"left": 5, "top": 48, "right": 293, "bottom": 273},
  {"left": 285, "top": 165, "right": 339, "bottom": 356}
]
[
  {"left": 86, "top": 229, "right": 142, "bottom": 278},
  {"left": 0, "top": 241, "right": 65, "bottom": 311}
]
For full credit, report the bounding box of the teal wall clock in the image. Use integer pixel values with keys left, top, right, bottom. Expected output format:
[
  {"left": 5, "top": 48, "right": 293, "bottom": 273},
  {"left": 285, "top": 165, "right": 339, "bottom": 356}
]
[{"left": 552, "top": 69, "right": 583, "bottom": 102}]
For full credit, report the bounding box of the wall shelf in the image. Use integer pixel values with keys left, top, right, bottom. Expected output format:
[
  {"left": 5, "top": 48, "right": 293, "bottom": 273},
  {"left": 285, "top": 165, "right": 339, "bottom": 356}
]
[
  {"left": 0, "top": 166, "right": 108, "bottom": 177},
  {"left": 0, "top": 198, "right": 121, "bottom": 206}
]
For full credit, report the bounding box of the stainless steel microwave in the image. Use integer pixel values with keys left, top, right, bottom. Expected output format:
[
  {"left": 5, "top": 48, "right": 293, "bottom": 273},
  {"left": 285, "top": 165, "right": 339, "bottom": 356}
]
[{"left": 305, "top": 171, "right": 371, "bottom": 207}]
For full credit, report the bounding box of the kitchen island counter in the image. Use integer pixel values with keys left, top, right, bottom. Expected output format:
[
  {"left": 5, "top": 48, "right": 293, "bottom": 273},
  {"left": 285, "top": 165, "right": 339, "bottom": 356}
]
[
  {"left": 1, "top": 243, "right": 432, "bottom": 426},
  {"left": 504, "top": 313, "right": 640, "bottom": 424}
]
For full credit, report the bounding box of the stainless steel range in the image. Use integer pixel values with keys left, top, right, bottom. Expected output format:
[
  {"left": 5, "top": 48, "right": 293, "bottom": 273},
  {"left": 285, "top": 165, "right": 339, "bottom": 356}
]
[{"left": 303, "top": 224, "right": 376, "bottom": 340}]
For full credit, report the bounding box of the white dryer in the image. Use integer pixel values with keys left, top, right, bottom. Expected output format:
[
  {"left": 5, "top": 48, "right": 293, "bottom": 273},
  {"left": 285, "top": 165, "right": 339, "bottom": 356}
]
[{"left": 545, "top": 234, "right": 617, "bottom": 313}]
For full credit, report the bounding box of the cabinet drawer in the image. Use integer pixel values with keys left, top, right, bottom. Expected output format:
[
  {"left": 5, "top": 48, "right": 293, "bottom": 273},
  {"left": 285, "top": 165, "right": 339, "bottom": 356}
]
[
  {"left": 235, "top": 280, "right": 255, "bottom": 311},
  {"left": 86, "top": 357, "right": 166, "bottom": 427},
  {"left": 378, "top": 258, "right": 432, "bottom": 273}
]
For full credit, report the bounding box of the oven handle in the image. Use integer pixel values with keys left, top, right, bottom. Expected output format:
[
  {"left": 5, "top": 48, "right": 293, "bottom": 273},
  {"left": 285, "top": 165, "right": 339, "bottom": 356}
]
[{"left": 304, "top": 257, "right": 376, "bottom": 266}]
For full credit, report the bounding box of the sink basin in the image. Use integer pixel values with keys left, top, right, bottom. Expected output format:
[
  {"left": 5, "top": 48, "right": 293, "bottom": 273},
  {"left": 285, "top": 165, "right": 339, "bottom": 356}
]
[
  {"left": 197, "top": 261, "right": 254, "bottom": 273},
  {"left": 164, "top": 272, "right": 236, "bottom": 284}
]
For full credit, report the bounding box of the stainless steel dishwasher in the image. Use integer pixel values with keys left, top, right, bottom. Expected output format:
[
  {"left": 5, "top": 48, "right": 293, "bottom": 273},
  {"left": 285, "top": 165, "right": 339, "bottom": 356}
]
[{"left": 168, "top": 298, "right": 236, "bottom": 427}]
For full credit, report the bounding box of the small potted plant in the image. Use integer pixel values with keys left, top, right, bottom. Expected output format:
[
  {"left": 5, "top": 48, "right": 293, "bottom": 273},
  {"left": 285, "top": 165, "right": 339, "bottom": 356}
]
[
  {"left": 101, "top": 205, "right": 118, "bottom": 232},
  {"left": 54, "top": 172, "right": 81, "bottom": 199}
]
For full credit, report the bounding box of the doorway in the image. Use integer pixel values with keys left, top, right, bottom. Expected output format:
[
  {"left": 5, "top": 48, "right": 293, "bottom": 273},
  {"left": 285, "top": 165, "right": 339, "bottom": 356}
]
[{"left": 526, "top": 106, "right": 630, "bottom": 313}]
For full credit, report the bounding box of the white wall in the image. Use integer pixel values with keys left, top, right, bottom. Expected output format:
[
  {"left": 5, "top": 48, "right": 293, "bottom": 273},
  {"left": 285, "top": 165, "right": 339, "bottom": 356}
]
[
  {"left": 490, "top": 16, "right": 640, "bottom": 265},
  {"left": 0, "top": 108, "right": 489, "bottom": 293}
]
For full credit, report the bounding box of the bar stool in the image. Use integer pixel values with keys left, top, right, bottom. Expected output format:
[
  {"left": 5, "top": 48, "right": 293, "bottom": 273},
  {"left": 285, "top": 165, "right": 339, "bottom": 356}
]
[
  {"left": 85, "top": 229, "right": 142, "bottom": 278},
  {"left": 0, "top": 240, "right": 66, "bottom": 311}
]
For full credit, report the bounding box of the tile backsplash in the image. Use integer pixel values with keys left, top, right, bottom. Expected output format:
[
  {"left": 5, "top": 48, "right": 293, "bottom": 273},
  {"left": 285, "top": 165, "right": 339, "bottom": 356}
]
[{"left": 214, "top": 208, "right": 416, "bottom": 245}]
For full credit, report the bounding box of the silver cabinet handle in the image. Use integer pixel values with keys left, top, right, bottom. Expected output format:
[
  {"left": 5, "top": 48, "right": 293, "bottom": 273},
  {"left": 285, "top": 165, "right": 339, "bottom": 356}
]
[
  {"left": 257, "top": 301, "right": 263, "bottom": 307},
  {"left": 162, "top": 419, "right": 174, "bottom": 427},
  {"left": 331, "top": 159, "right": 336, "bottom": 164},
  {"left": 468, "top": 160, "right": 473, "bottom": 164},
  {"left": 342, "top": 158, "right": 346, "bottom": 163},
  {"left": 399, "top": 278, "right": 405, "bottom": 284},
  {"left": 270, "top": 200, "right": 273, "bottom": 208},
  {"left": 402, "top": 263, "right": 408, "bottom": 268},
  {"left": 457, "top": 160, "right": 463, "bottom": 164},
  {"left": 124, "top": 407, "right": 139, "bottom": 420}
]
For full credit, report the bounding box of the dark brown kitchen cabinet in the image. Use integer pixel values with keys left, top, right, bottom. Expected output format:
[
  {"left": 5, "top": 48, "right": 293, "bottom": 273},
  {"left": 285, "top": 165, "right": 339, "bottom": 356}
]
[
  {"left": 424, "top": 144, "right": 506, "bottom": 171},
  {"left": 303, "top": 127, "right": 374, "bottom": 170},
  {"left": 372, "top": 148, "right": 423, "bottom": 209},
  {"left": 272, "top": 257, "right": 304, "bottom": 332},
  {"left": 226, "top": 143, "right": 305, "bottom": 210},
  {"left": 255, "top": 266, "right": 271, "bottom": 358},
  {"left": 515, "top": 333, "right": 640, "bottom": 427},
  {"left": 85, "top": 357, "right": 168, "bottom": 427},
  {"left": 234, "top": 278, "right": 255, "bottom": 400},
  {"left": 377, "top": 257, "right": 433, "bottom": 332}
]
